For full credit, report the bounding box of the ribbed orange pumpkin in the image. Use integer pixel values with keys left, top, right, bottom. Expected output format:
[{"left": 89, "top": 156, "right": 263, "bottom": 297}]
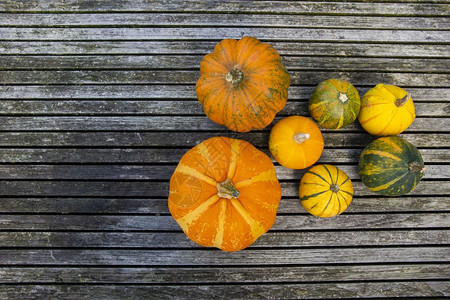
[
  {"left": 196, "top": 36, "right": 290, "bottom": 132},
  {"left": 168, "top": 137, "right": 282, "bottom": 252}
]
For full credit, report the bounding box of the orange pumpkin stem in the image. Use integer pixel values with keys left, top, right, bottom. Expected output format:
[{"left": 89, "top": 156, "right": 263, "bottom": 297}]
[
  {"left": 293, "top": 132, "right": 310, "bottom": 144},
  {"left": 338, "top": 93, "right": 349, "bottom": 103},
  {"left": 225, "top": 68, "right": 244, "bottom": 85},
  {"left": 394, "top": 93, "right": 411, "bottom": 107},
  {"left": 217, "top": 178, "right": 240, "bottom": 199}
]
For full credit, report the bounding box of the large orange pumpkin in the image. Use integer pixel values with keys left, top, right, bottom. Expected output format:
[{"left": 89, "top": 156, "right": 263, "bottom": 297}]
[
  {"left": 168, "top": 137, "right": 282, "bottom": 252},
  {"left": 196, "top": 36, "right": 290, "bottom": 132},
  {"left": 269, "top": 116, "right": 324, "bottom": 169}
]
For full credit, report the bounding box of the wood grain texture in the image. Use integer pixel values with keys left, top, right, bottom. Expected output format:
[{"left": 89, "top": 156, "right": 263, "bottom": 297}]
[
  {"left": 1, "top": 230, "right": 448, "bottom": 248},
  {"left": 1, "top": 13, "right": 448, "bottom": 30},
  {"left": 2, "top": 56, "right": 448, "bottom": 72},
  {"left": 1, "top": 70, "right": 448, "bottom": 87},
  {"left": 0, "top": 248, "right": 448, "bottom": 266},
  {"left": 0, "top": 282, "right": 447, "bottom": 299},
  {"left": 0, "top": 132, "right": 447, "bottom": 148},
  {"left": 0, "top": 116, "right": 446, "bottom": 132},
  {"left": 0, "top": 0, "right": 449, "bottom": 298},
  {"left": 0, "top": 264, "right": 448, "bottom": 283},
  {"left": 0, "top": 213, "right": 448, "bottom": 231},
  {"left": 1, "top": 196, "right": 448, "bottom": 214},
  {"left": 1, "top": 28, "right": 448, "bottom": 43},
  {"left": 0, "top": 180, "right": 448, "bottom": 197},
  {"left": 0, "top": 148, "right": 446, "bottom": 163},
  {"left": 1, "top": 85, "right": 448, "bottom": 101},
  {"left": 1, "top": 0, "right": 448, "bottom": 15},
  {"left": 0, "top": 164, "right": 447, "bottom": 180},
  {"left": 2, "top": 41, "right": 448, "bottom": 57}
]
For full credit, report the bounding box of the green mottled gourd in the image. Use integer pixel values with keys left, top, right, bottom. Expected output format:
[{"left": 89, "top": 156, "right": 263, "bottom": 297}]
[{"left": 358, "top": 136, "right": 425, "bottom": 196}]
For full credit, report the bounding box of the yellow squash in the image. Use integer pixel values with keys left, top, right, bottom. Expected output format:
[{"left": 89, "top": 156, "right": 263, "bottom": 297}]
[
  {"left": 358, "top": 84, "right": 415, "bottom": 136},
  {"left": 299, "top": 164, "right": 353, "bottom": 218}
]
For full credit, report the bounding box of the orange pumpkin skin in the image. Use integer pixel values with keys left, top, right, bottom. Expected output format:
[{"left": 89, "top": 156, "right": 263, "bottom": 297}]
[
  {"left": 168, "top": 137, "right": 281, "bottom": 252},
  {"left": 269, "top": 116, "right": 324, "bottom": 169},
  {"left": 196, "top": 36, "right": 290, "bottom": 132}
]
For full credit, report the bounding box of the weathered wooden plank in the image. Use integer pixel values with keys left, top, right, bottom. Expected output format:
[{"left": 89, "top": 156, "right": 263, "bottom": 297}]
[
  {"left": 1, "top": 0, "right": 448, "bottom": 15},
  {"left": 0, "top": 196, "right": 448, "bottom": 214},
  {"left": 2, "top": 55, "right": 449, "bottom": 73},
  {"left": 0, "top": 282, "right": 448, "bottom": 299},
  {"left": 1, "top": 86, "right": 448, "bottom": 102},
  {"left": 0, "top": 264, "right": 448, "bottom": 284},
  {"left": 1, "top": 282, "right": 448, "bottom": 299},
  {"left": 0, "top": 213, "right": 448, "bottom": 231},
  {"left": 1, "top": 13, "right": 448, "bottom": 30},
  {"left": 0, "top": 148, "right": 446, "bottom": 164},
  {"left": 0, "top": 116, "right": 447, "bottom": 132},
  {"left": 0, "top": 180, "right": 445, "bottom": 197},
  {"left": 1, "top": 28, "right": 448, "bottom": 43},
  {"left": 0, "top": 132, "right": 447, "bottom": 148},
  {"left": 0, "top": 164, "right": 446, "bottom": 180},
  {"left": 2, "top": 41, "right": 448, "bottom": 57},
  {"left": 0, "top": 248, "right": 447, "bottom": 265},
  {"left": 0, "top": 101, "right": 447, "bottom": 118},
  {"left": 0, "top": 230, "right": 448, "bottom": 248},
  {"left": 1, "top": 71, "right": 449, "bottom": 87}
]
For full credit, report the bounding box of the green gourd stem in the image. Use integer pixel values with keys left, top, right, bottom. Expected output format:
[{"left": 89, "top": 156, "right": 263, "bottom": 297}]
[
  {"left": 293, "top": 132, "right": 310, "bottom": 144},
  {"left": 408, "top": 162, "right": 426, "bottom": 173},
  {"left": 225, "top": 68, "right": 244, "bottom": 85},
  {"left": 217, "top": 178, "right": 240, "bottom": 199},
  {"left": 330, "top": 184, "right": 340, "bottom": 193},
  {"left": 395, "top": 93, "right": 411, "bottom": 107}
]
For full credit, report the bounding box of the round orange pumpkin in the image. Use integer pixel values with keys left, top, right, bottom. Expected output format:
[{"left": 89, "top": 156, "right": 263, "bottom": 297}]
[
  {"left": 168, "top": 136, "right": 282, "bottom": 252},
  {"left": 299, "top": 164, "right": 353, "bottom": 218},
  {"left": 269, "top": 116, "right": 324, "bottom": 169},
  {"left": 358, "top": 84, "right": 415, "bottom": 136},
  {"left": 196, "top": 36, "right": 290, "bottom": 132}
]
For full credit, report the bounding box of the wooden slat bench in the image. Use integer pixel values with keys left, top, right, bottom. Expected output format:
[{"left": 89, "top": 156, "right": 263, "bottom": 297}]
[{"left": 0, "top": 0, "right": 449, "bottom": 299}]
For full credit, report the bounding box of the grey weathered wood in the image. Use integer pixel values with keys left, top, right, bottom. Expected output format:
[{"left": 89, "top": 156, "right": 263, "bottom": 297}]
[
  {"left": 0, "top": 132, "right": 447, "bottom": 148},
  {"left": 1, "top": 13, "right": 448, "bottom": 29},
  {"left": 1, "top": 196, "right": 448, "bottom": 214},
  {"left": 0, "top": 116, "right": 446, "bottom": 132},
  {"left": 0, "top": 264, "right": 448, "bottom": 284},
  {"left": 0, "top": 213, "right": 448, "bottom": 231},
  {"left": 1, "top": 28, "right": 448, "bottom": 43},
  {"left": 0, "top": 230, "right": 448, "bottom": 248},
  {"left": 0, "top": 101, "right": 447, "bottom": 118},
  {"left": 0, "top": 282, "right": 448, "bottom": 299},
  {"left": 1, "top": 0, "right": 448, "bottom": 15},
  {"left": 0, "top": 164, "right": 446, "bottom": 180},
  {"left": 1, "top": 85, "right": 448, "bottom": 102},
  {"left": 0, "top": 148, "right": 446, "bottom": 164},
  {"left": 2, "top": 41, "right": 448, "bottom": 57},
  {"left": 0, "top": 248, "right": 447, "bottom": 265},
  {"left": 1, "top": 70, "right": 448, "bottom": 87},
  {"left": 0, "top": 180, "right": 444, "bottom": 197},
  {"left": 2, "top": 55, "right": 449, "bottom": 72}
]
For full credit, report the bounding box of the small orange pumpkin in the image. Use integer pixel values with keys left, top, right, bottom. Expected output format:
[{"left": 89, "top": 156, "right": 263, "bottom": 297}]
[
  {"left": 196, "top": 36, "right": 290, "bottom": 132},
  {"left": 168, "top": 137, "right": 281, "bottom": 252},
  {"left": 269, "top": 116, "right": 324, "bottom": 169},
  {"left": 299, "top": 164, "right": 353, "bottom": 218}
]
